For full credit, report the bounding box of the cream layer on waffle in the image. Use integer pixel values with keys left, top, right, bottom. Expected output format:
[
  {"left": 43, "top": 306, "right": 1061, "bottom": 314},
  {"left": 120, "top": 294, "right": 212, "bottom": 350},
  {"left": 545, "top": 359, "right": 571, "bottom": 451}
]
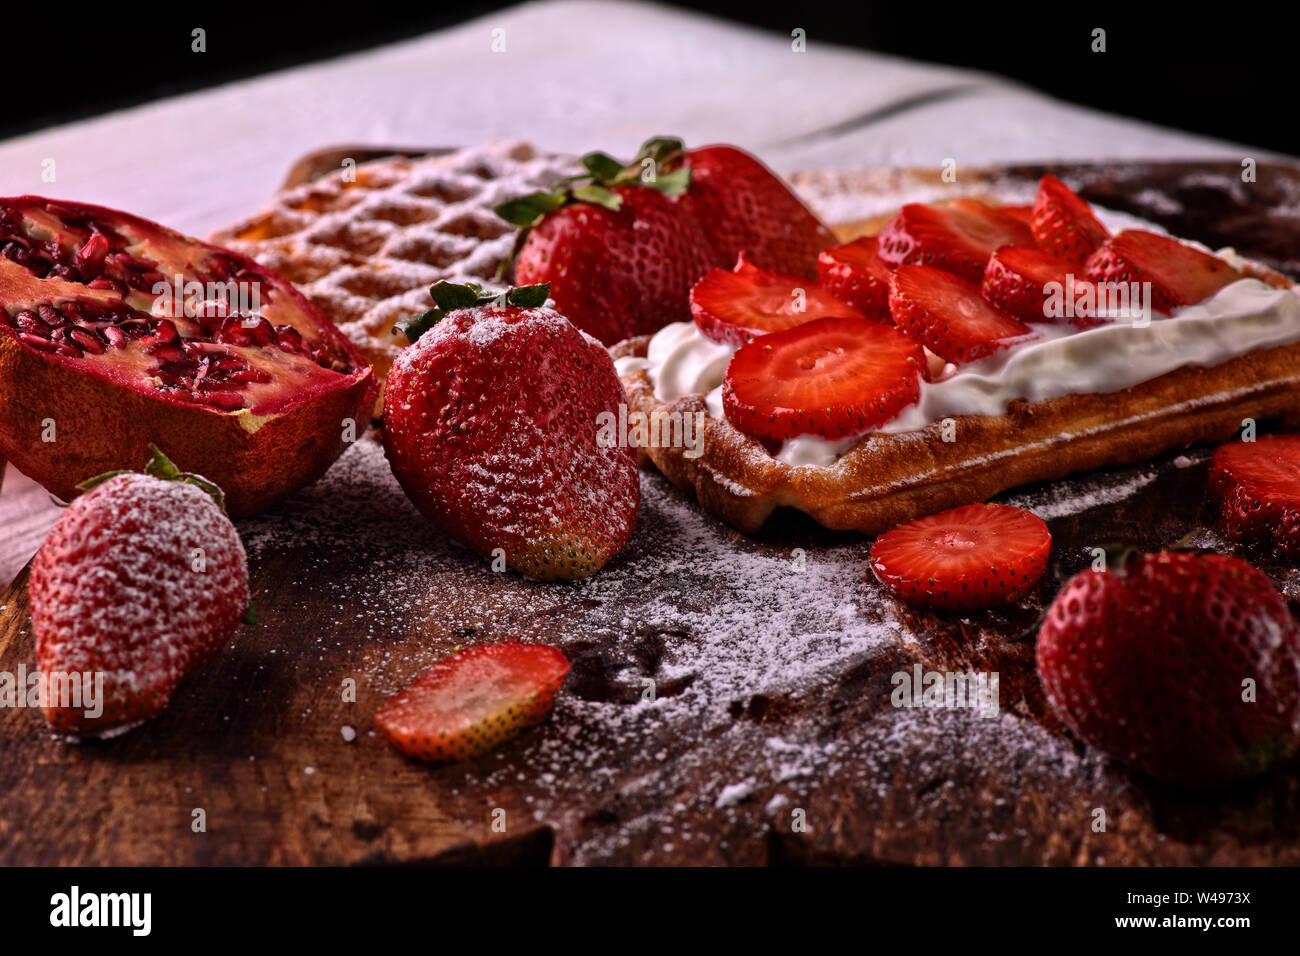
[
  {"left": 613, "top": 241, "right": 1300, "bottom": 535},
  {"left": 212, "top": 141, "right": 574, "bottom": 411}
]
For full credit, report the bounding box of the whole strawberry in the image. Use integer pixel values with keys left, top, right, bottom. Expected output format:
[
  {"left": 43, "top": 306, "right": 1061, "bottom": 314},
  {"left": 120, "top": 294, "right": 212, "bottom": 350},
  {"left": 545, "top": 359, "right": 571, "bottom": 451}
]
[
  {"left": 383, "top": 282, "right": 639, "bottom": 580},
  {"left": 674, "top": 142, "right": 835, "bottom": 279},
  {"left": 1036, "top": 550, "right": 1300, "bottom": 787},
  {"left": 499, "top": 152, "right": 715, "bottom": 344},
  {"left": 30, "top": 447, "right": 249, "bottom": 735}
]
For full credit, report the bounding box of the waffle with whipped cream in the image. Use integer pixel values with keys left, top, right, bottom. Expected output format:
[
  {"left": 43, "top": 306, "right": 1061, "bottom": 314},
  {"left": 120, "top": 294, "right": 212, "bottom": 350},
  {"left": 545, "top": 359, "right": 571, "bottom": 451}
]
[{"left": 613, "top": 208, "right": 1300, "bottom": 536}]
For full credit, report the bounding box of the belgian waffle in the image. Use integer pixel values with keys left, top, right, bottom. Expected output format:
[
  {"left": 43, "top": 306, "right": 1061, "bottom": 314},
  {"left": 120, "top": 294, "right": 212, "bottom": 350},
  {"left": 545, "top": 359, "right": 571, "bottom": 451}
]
[
  {"left": 613, "top": 208, "right": 1300, "bottom": 536},
  {"left": 212, "top": 141, "right": 575, "bottom": 412}
]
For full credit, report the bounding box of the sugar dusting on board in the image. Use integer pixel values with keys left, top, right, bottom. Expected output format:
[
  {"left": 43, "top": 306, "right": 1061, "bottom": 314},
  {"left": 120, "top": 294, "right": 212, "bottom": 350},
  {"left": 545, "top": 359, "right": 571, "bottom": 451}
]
[{"left": 234, "top": 434, "right": 1153, "bottom": 863}]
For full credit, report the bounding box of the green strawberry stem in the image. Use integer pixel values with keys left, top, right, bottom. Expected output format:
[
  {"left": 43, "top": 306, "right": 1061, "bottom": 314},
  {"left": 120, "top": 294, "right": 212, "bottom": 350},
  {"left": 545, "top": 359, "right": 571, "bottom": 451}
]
[
  {"left": 77, "top": 444, "right": 228, "bottom": 512},
  {"left": 393, "top": 280, "right": 551, "bottom": 343}
]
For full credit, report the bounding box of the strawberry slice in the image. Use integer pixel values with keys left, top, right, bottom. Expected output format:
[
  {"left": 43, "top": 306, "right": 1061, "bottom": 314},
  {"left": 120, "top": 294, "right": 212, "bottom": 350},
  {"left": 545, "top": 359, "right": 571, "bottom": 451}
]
[
  {"left": 877, "top": 199, "right": 1034, "bottom": 281},
  {"left": 889, "top": 264, "right": 1031, "bottom": 364},
  {"left": 1083, "top": 230, "right": 1241, "bottom": 314},
  {"left": 375, "top": 643, "right": 570, "bottom": 762},
  {"left": 1209, "top": 434, "right": 1300, "bottom": 556},
  {"left": 722, "top": 316, "right": 923, "bottom": 442},
  {"left": 1030, "top": 174, "right": 1109, "bottom": 264},
  {"left": 816, "top": 236, "right": 894, "bottom": 321},
  {"left": 982, "top": 245, "right": 1082, "bottom": 324},
  {"left": 691, "top": 252, "right": 861, "bottom": 345},
  {"left": 999, "top": 204, "right": 1035, "bottom": 229},
  {"left": 870, "top": 503, "right": 1051, "bottom": 611}
]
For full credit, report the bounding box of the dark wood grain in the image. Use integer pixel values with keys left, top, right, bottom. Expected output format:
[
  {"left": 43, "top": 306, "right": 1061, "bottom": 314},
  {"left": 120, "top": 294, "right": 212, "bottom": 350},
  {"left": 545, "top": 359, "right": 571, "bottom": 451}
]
[{"left": 2, "top": 159, "right": 1299, "bottom": 866}]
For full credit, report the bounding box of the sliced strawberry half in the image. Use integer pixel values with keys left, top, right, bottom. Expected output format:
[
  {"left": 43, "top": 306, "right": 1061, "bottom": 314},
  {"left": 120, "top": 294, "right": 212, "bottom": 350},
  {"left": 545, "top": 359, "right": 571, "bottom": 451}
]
[
  {"left": 870, "top": 503, "right": 1051, "bottom": 611},
  {"left": 1083, "top": 229, "right": 1241, "bottom": 314},
  {"left": 889, "top": 264, "right": 1031, "bottom": 364},
  {"left": 982, "top": 245, "right": 1082, "bottom": 324},
  {"left": 691, "top": 252, "right": 861, "bottom": 345},
  {"left": 816, "top": 236, "right": 894, "bottom": 321},
  {"left": 1209, "top": 434, "right": 1300, "bottom": 556},
  {"left": 1030, "top": 174, "right": 1110, "bottom": 264},
  {"left": 877, "top": 199, "right": 1034, "bottom": 282},
  {"left": 999, "top": 204, "right": 1035, "bottom": 229},
  {"left": 722, "top": 316, "right": 923, "bottom": 442},
  {"left": 375, "top": 643, "right": 570, "bottom": 763}
]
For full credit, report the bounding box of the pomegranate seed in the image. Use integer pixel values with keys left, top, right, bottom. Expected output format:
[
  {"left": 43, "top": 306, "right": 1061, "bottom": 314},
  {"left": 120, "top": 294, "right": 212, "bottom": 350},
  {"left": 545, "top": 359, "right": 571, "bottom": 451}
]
[
  {"left": 103, "top": 326, "right": 127, "bottom": 348},
  {"left": 14, "top": 311, "right": 47, "bottom": 333},
  {"left": 68, "top": 329, "right": 105, "bottom": 355},
  {"left": 37, "top": 305, "right": 65, "bottom": 327},
  {"left": 0, "top": 206, "right": 22, "bottom": 230},
  {"left": 18, "top": 332, "right": 59, "bottom": 352},
  {"left": 148, "top": 344, "right": 184, "bottom": 362},
  {"left": 88, "top": 276, "right": 127, "bottom": 295},
  {"left": 203, "top": 390, "right": 246, "bottom": 411},
  {"left": 76, "top": 231, "right": 109, "bottom": 271},
  {"left": 152, "top": 319, "right": 179, "bottom": 343}
]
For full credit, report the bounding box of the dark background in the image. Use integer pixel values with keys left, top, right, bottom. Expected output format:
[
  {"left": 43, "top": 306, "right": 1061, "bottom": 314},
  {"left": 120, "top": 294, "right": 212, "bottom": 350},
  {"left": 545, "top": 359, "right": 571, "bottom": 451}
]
[{"left": 4, "top": 2, "right": 1295, "bottom": 157}]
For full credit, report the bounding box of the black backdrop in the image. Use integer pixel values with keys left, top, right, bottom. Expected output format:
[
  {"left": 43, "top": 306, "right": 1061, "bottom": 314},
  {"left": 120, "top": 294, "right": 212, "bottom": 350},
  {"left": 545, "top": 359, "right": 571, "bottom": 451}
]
[{"left": 5, "top": 1, "right": 1296, "bottom": 158}]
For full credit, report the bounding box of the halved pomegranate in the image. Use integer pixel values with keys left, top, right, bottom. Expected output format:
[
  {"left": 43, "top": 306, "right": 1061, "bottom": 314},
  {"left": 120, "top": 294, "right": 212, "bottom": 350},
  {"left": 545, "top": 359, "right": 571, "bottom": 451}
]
[{"left": 0, "top": 196, "right": 377, "bottom": 516}]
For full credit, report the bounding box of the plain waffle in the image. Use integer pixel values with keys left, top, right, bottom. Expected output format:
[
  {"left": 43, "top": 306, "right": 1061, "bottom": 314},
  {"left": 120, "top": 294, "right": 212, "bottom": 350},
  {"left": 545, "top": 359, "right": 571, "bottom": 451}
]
[{"left": 211, "top": 141, "right": 575, "bottom": 412}]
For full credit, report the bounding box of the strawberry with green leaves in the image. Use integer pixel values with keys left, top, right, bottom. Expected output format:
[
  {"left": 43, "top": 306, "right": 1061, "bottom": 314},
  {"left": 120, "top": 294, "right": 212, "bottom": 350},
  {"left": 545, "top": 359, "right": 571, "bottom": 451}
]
[
  {"left": 376, "top": 643, "right": 570, "bottom": 762},
  {"left": 496, "top": 137, "right": 835, "bottom": 343},
  {"left": 30, "top": 446, "right": 249, "bottom": 735},
  {"left": 497, "top": 142, "right": 716, "bottom": 345},
  {"left": 1037, "top": 549, "right": 1300, "bottom": 787},
  {"left": 383, "top": 281, "right": 639, "bottom": 581}
]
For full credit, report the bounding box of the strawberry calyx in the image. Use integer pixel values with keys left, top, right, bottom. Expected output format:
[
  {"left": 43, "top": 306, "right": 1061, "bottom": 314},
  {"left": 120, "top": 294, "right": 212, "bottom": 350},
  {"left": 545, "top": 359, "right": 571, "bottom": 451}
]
[
  {"left": 394, "top": 280, "right": 551, "bottom": 343},
  {"left": 78, "top": 443, "right": 228, "bottom": 512}
]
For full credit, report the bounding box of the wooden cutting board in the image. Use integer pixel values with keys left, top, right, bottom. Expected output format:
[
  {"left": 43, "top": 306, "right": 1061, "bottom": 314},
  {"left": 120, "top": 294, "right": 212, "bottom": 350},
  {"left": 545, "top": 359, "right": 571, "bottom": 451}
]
[{"left": 2, "top": 159, "right": 1300, "bottom": 866}]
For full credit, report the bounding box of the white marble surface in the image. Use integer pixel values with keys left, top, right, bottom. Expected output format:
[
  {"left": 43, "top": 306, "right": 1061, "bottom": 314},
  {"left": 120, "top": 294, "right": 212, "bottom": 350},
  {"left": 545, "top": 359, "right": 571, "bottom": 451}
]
[{"left": 0, "top": 0, "right": 1259, "bottom": 239}]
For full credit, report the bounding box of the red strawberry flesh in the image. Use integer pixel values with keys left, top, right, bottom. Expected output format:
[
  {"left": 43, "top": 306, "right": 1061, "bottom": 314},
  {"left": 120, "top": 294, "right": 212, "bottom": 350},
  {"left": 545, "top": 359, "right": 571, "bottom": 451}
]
[
  {"left": 1083, "top": 229, "right": 1241, "bottom": 314},
  {"left": 870, "top": 503, "right": 1051, "bottom": 611},
  {"left": 691, "top": 253, "right": 862, "bottom": 345},
  {"left": 877, "top": 199, "right": 1034, "bottom": 281},
  {"left": 889, "top": 264, "right": 1031, "bottom": 364},
  {"left": 722, "top": 315, "right": 923, "bottom": 442},
  {"left": 1030, "top": 174, "right": 1110, "bottom": 264},
  {"left": 375, "top": 643, "right": 570, "bottom": 763},
  {"left": 1209, "top": 434, "right": 1300, "bottom": 555},
  {"left": 816, "top": 236, "right": 894, "bottom": 321}
]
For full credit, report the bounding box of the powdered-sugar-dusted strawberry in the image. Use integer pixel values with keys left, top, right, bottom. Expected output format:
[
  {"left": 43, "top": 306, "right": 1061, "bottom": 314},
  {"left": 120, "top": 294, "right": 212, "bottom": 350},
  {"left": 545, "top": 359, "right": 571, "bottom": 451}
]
[
  {"left": 1083, "top": 229, "right": 1241, "bottom": 314},
  {"left": 30, "top": 447, "right": 249, "bottom": 735},
  {"left": 870, "top": 504, "right": 1051, "bottom": 611},
  {"left": 674, "top": 142, "right": 835, "bottom": 278},
  {"left": 383, "top": 282, "right": 639, "bottom": 581},
  {"left": 500, "top": 170, "right": 715, "bottom": 344},
  {"left": 1030, "top": 174, "right": 1110, "bottom": 263},
  {"left": 691, "top": 252, "right": 862, "bottom": 346},
  {"left": 1209, "top": 434, "right": 1300, "bottom": 555},
  {"left": 376, "top": 642, "right": 570, "bottom": 763},
  {"left": 1037, "top": 550, "right": 1300, "bottom": 786},
  {"left": 981, "top": 245, "right": 1078, "bottom": 324},
  {"left": 889, "top": 264, "right": 1031, "bottom": 364},
  {"left": 817, "top": 236, "right": 894, "bottom": 321},
  {"left": 722, "top": 316, "right": 923, "bottom": 442},
  {"left": 877, "top": 199, "right": 1034, "bottom": 281}
]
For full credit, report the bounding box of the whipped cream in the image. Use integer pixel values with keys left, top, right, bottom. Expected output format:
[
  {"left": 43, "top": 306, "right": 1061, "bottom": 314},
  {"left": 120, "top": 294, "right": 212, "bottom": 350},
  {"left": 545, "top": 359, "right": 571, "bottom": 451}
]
[{"left": 620, "top": 278, "right": 1300, "bottom": 468}]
